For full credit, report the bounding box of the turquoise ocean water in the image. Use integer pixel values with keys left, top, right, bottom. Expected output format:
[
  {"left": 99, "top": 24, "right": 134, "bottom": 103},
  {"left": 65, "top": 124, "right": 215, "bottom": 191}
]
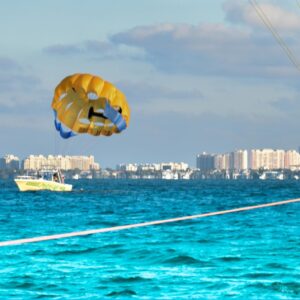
[{"left": 0, "top": 179, "right": 299, "bottom": 299}]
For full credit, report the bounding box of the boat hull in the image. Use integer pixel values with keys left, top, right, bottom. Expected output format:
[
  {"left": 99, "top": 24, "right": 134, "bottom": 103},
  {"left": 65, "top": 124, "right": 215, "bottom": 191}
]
[{"left": 14, "top": 179, "right": 72, "bottom": 192}]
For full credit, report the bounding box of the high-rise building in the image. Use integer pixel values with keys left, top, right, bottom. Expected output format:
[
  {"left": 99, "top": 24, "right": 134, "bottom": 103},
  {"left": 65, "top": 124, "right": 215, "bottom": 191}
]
[
  {"left": 214, "top": 154, "right": 223, "bottom": 170},
  {"left": 284, "top": 150, "right": 300, "bottom": 169},
  {"left": 232, "top": 150, "right": 248, "bottom": 170},
  {"left": 196, "top": 152, "right": 215, "bottom": 171},
  {"left": 273, "top": 150, "right": 285, "bottom": 169},
  {"left": 213, "top": 150, "right": 247, "bottom": 171},
  {"left": 23, "top": 155, "right": 100, "bottom": 171},
  {"left": 250, "top": 149, "right": 285, "bottom": 170},
  {"left": 0, "top": 158, "right": 4, "bottom": 170},
  {"left": 0, "top": 154, "right": 20, "bottom": 170},
  {"left": 214, "top": 153, "right": 231, "bottom": 170},
  {"left": 198, "top": 149, "right": 300, "bottom": 171}
]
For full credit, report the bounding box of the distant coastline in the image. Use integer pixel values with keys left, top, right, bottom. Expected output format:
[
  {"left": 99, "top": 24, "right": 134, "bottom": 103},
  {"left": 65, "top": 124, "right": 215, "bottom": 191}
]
[
  {"left": 1, "top": 150, "right": 300, "bottom": 181},
  {"left": 0, "top": 167, "right": 300, "bottom": 181}
]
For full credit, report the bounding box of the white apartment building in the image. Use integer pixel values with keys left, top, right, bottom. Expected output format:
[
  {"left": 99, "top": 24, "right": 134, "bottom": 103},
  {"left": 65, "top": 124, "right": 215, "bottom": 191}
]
[
  {"left": 250, "top": 149, "right": 285, "bottom": 170},
  {"left": 202, "top": 149, "right": 300, "bottom": 171},
  {"left": 213, "top": 151, "right": 247, "bottom": 171},
  {"left": 214, "top": 153, "right": 231, "bottom": 170},
  {"left": 232, "top": 150, "right": 248, "bottom": 170},
  {"left": 161, "top": 162, "right": 189, "bottom": 171},
  {"left": 117, "top": 163, "right": 138, "bottom": 172},
  {"left": 214, "top": 154, "right": 223, "bottom": 170},
  {"left": 138, "top": 163, "right": 161, "bottom": 171},
  {"left": 284, "top": 150, "right": 300, "bottom": 169},
  {"left": 23, "top": 155, "right": 100, "bottom": 171}
]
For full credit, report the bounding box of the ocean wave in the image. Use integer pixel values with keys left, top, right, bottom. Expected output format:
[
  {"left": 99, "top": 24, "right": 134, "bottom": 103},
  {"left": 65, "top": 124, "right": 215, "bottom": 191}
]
[
  {"left": 270, "top": 282, "right": 300, "bottom": 295},
  {"left": 247, "top": 281, "right": 300, "bottom": 296},
  {"left": 218, "top": 256, "right": 242, "bottom": 262},
  {"left": 109, "top": 276, "right": 151, "bottom": 283},
  {"left": 30, "top": 249, "right": 46, "bottom": 255},
  {"left": 106, "top": 289, "right": 137, "bottom": 297},
  {"left": 242, "top": 272, "right": 274, "bottom": 279},
  {"left": 101, "top": 243, "right": 124, "bottom": 249},
  {"left": 265, "top": 263, "right": 291, "bottom": 270},
  {"left": 112, "top": 248, "right": 127, "bottom": 255},
  {"left": 54, "top": 247, "right": 99, "bottom": 256},
  {"left": 163, "top": 255, "right": 203, "bottom": 265},
  {"left": 12, "top": 281, "right": 35, "bottom": 289},
  {"left": 35, "top": 294, "right": 59, "bottom": 299},
  {"left": 197, "top": 238, "right": 214, "bottom": 244}
]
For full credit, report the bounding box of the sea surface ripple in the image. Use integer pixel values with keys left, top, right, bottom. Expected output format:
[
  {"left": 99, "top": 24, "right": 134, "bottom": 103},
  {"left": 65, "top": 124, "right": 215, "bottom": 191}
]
[{"left": 0, "top": 179, "right": 299, "bottom": 299}]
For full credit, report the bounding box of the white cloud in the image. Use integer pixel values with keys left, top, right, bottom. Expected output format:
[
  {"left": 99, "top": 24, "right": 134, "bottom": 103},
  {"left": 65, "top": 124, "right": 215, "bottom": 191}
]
[
  {"left": 224, "top": 0, "right": 300, "bottom": 31},
  {"left": 40, "top": 2, "right": 300, "bottom": 79},
  {"left": 0, "top": 56, "right": 48, "bottom": 110},
  {"left": 110, "top": 2, "right": 300, "bottom": 78}
]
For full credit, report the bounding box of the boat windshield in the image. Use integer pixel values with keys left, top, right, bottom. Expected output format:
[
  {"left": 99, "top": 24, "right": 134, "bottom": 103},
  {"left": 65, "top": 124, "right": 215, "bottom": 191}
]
[{"left": 16, "top": 169, "right": 63, "bottom": 183}]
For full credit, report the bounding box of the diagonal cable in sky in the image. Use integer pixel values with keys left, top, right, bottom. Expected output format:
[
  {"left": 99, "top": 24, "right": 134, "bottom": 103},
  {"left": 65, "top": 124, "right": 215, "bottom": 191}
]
[{"left": 249, "top": 0, "right": 300, "bottom": 72}]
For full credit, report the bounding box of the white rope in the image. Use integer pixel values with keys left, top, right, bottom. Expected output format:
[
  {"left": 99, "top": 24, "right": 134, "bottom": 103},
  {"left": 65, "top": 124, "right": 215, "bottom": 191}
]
[
  {"left": 0, "top": 198, "right": 299, "bottom": 247},
  {"left": 249, "top": 0, "right": 300, "bottom": 71}
]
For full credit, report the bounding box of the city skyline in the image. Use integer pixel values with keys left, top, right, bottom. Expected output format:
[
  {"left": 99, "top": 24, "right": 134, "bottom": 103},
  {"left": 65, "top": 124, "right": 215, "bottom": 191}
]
[
  {"left": 2, "top": 150, "right": 300, "bottom": 181},
  {"left": 197, "top": 148, "right": 300, "bottom": 171},
  {"left": 1, "top": 1, "right": 300, "bottom": 167},
  {"left": 2, "top": 146, "right": 300, "bottom": 170}
]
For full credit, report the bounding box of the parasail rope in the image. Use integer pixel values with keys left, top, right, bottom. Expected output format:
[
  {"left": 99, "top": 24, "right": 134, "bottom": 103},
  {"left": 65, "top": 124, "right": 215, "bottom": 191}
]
[
  {"left": 0, "top": 198, "right": 299, "bottom": 247},
  {"left": 249, "top": 0, "right": 300, "bottom": 71}
]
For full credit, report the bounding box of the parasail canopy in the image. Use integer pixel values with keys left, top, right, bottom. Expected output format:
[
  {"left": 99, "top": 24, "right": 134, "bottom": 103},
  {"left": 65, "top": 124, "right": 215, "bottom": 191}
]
[{"left": 52, "top": 73, "right": 130, "bottom": 138}]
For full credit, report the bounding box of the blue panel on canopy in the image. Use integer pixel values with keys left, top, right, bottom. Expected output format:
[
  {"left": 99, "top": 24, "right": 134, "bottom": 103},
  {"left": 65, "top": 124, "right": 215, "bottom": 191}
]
[{"left": 53, "top": 111, "right": 76, "bottom": 139}]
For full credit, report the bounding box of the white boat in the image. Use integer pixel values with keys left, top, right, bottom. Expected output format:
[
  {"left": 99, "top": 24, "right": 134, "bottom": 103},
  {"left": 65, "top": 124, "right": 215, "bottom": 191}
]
[
  {"left": 14, "top": 169, "right": 72, "bottom": 192},
  {"left": 259, "top": 171, "right": 284, "bottom": 180},
  {"left": 72, "top": 174, "right": 80, "bottom": 180}
]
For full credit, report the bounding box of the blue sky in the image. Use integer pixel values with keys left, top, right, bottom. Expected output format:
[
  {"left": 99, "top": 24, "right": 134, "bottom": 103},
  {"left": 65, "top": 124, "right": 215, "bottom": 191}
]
[{"left": 1, "top": 0, "right": 300, "bottom": 167}]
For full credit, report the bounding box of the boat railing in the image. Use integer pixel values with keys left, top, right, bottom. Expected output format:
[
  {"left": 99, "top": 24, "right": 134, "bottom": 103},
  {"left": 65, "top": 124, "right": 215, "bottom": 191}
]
[
  {"left": 15, "top": 169, "right": 65, "bottom": 183},
  {"left": 15, "top": 175, "right": 37, "bottom": 180}
]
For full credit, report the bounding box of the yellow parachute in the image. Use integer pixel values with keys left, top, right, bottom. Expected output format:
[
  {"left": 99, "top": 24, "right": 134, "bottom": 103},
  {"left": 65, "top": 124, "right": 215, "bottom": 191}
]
[{"left": 51, "top": 73, "right": 130, "bottom": 138}]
